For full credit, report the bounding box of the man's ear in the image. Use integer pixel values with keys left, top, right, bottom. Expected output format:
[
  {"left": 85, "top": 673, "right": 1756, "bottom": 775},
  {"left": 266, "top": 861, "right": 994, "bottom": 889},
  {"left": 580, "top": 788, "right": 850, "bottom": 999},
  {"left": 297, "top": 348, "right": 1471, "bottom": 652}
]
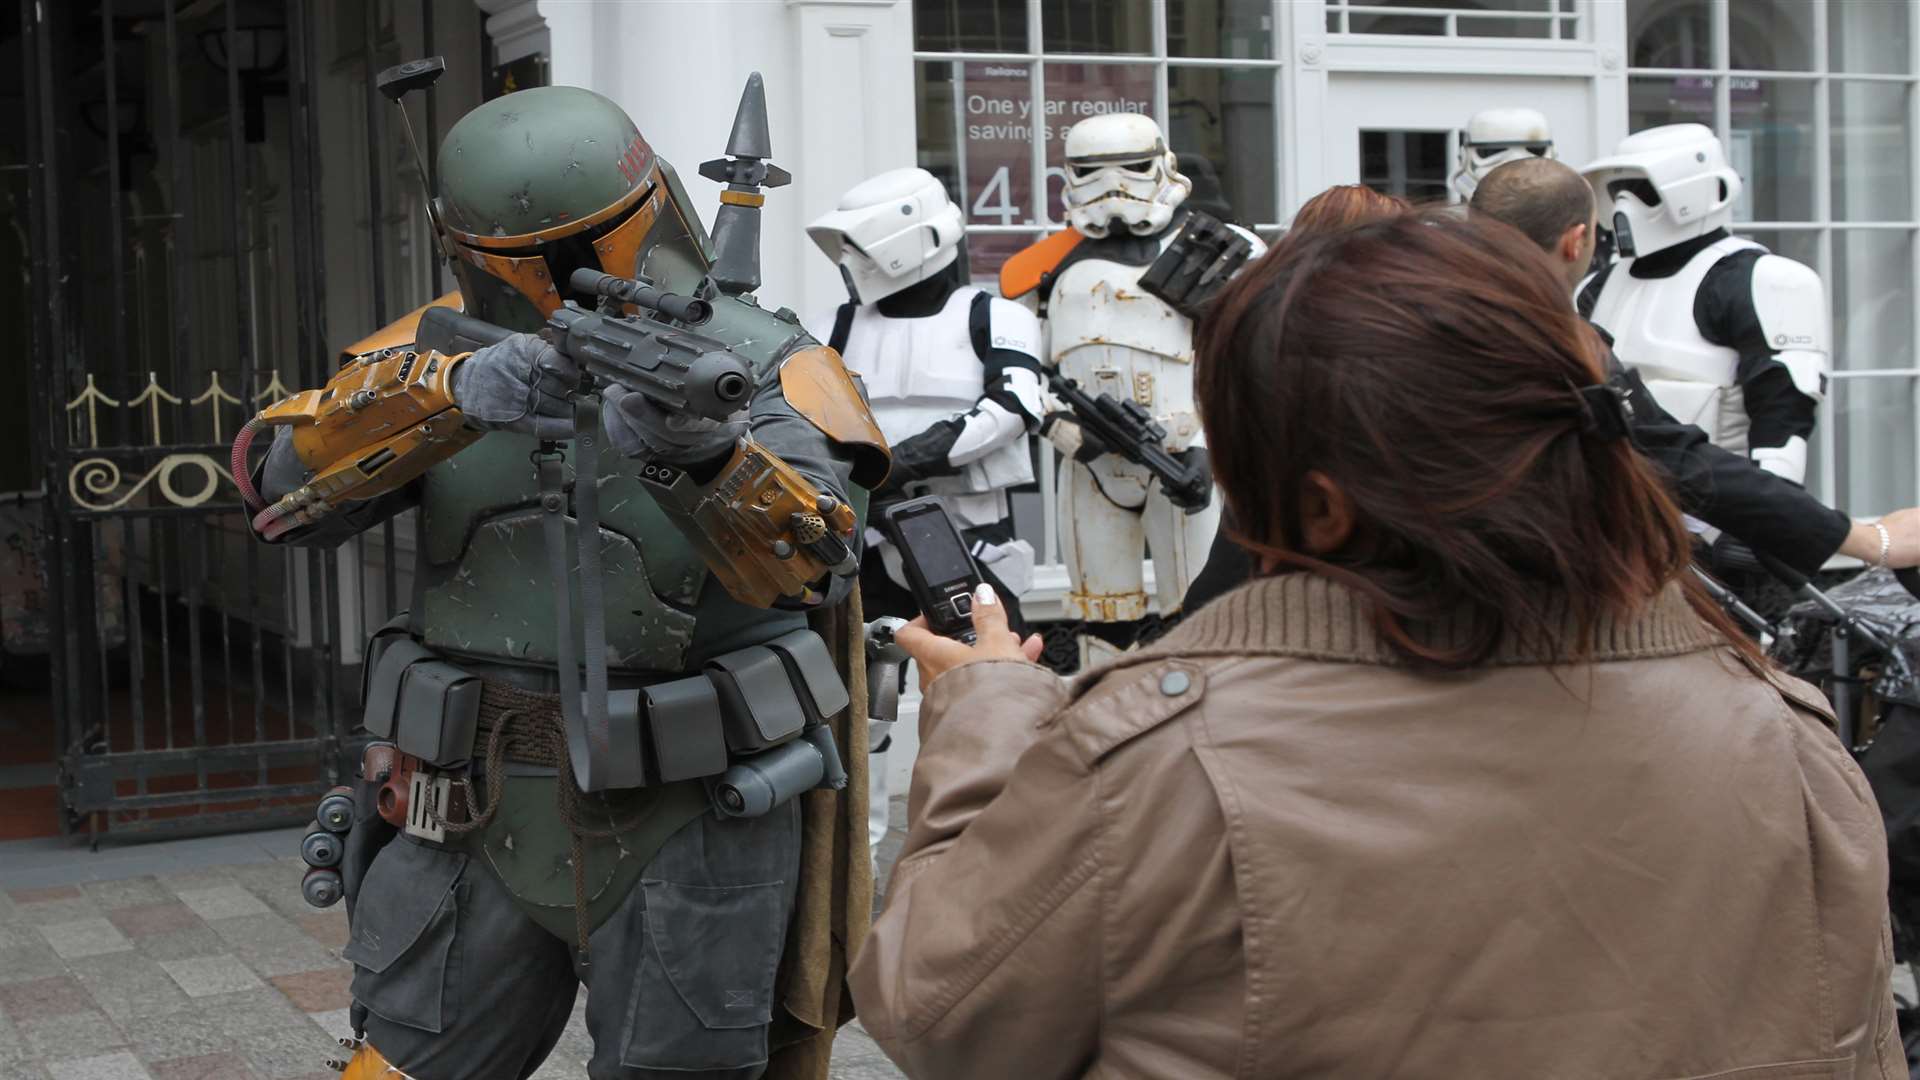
[
  {"left": 1298, "top": 469, "right": 1355, "bottom": 555},
  {"left": 1559, "top": 222, "right": 1588, "bottom": 265}
]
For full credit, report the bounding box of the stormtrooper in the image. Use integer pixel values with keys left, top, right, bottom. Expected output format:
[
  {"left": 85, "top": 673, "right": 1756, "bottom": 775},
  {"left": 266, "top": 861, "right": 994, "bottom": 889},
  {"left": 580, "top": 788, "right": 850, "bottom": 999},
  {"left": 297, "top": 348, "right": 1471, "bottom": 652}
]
[
  {"left": 1579, "top": 123, "right": 1829, "bottom": 494},
  {"left": 807, "top": 167, "right": 1045, "bottom": 857},
  {"left": 1001, "top": 113, "right": 1261, "bottom": 663},
  {"left": 1451, "top": 106, "right": 1557, "bottom": 200}
]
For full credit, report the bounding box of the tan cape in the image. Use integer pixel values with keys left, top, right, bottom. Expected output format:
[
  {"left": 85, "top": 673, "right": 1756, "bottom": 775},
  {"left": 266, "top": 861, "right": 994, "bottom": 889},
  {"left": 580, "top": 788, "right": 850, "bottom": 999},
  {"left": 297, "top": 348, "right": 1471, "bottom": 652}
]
[{"left": 769, "top": 593, "right": 874, "bottom": 1079}]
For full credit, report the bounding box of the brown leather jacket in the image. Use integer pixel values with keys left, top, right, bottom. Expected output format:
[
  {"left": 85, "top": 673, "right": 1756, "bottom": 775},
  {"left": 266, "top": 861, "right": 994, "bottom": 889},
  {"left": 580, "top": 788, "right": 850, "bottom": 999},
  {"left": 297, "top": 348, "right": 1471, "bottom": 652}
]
[{"left": 849, "top": 574, "right": 1898, "bottom": 1079}]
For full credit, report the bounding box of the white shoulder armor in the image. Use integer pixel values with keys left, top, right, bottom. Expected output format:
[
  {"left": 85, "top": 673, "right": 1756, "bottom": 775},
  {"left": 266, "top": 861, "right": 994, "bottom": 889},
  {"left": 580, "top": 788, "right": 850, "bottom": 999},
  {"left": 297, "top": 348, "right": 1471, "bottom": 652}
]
[
  {"left": 985, "top": 296, "right": 1043, "bottom": 362},
  {"left": 1750, "top": 254, "right": 1829, "bottom": 398}
]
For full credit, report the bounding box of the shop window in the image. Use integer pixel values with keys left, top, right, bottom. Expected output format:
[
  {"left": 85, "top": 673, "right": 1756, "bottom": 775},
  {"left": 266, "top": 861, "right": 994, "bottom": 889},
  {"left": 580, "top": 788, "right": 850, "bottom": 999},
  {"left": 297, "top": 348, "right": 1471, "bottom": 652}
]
[
  {"left": 1832, "top": 230, "right": 1917, "bottom": 372},
  {"left": 1627, "top": 74, "right": 1715, "bottom": 133},
  {"left": 1831, "top": 0, "right": 1911, "bottom": 74},
  {"left": 1167, "top": 0, "right": 1273, "bottom": 59},
  {"left": 1168, "top": 66, "right": 1276, "bottom": 226},
  {"left": 914, "top": 0, "right": 1027, "bottom": 53},
  {"left": 1626, "top": 0, "right": 1711, "bottom": 68},
  {"left": 1730, "top": 79, "right": 1815, "bottom": 222},
  {"left": 1042, "top": 0, "right": 1153, "bottom": 54},
  {"left": 1359, "top": 130, "right": 1452, "bottom": 203},
  {"left": 1728, "top": 0, "right": 1815, "bottom": 72},
  {"left": 1832, "top": 377, "right": 1919, "bottom": 519},
  {"left": 1832, "top": 81, "right": 1912, "bottom": 222}
]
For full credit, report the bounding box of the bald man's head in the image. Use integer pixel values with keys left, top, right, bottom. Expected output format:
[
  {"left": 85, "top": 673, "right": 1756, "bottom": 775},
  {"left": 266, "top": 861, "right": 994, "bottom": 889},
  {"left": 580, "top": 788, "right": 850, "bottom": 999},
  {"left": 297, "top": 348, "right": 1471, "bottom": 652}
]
[{"left": 1469, "top": 157, "right": 1597, "bottom": 292}]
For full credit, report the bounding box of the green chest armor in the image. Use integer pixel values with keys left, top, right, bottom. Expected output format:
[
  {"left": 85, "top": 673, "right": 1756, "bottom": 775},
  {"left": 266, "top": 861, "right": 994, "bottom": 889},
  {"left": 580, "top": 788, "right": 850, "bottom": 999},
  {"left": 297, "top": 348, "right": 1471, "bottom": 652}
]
[{"left": 413, "top": 299, "right": 824, "bottom": 673}]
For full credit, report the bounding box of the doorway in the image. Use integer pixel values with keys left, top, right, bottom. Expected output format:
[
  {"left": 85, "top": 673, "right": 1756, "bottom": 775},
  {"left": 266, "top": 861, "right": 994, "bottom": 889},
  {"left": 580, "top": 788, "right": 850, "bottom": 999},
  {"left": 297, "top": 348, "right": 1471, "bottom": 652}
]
[{"left": 1321, "top": 73, "right": 1598, "bottom": 204}]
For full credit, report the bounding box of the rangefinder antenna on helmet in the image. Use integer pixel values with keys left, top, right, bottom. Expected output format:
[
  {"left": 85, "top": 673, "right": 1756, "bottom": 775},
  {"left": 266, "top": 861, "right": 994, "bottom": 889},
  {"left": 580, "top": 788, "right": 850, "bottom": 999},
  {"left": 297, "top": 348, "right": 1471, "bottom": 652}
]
[
  {"left": 375, "top": 56, "right": 460, "bottom": 272},
  {"left": 699, "top": 72, "right": 792, "bottom": 296}
]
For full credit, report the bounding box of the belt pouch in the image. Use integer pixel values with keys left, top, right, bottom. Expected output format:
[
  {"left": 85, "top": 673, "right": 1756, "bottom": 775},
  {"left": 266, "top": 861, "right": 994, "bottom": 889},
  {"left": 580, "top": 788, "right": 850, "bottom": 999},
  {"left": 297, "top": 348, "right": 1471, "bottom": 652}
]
[
  {"left": 705, "top": 644, "right": 807, "bottom": 754},
  {"left": 395, "top": 661, "right": 482, "bottom": 768},
  {"left": 363, "top": 638, "right": 433, "bottom": 740},
  {"left": 360, "top": 613, "right": 416, "bottom": 713},
  {"left": 765, "top": 629, "right": 852, "bottom": 723},
  {"left": 642, "top": 676, "right": 728, "bottom": 783}
]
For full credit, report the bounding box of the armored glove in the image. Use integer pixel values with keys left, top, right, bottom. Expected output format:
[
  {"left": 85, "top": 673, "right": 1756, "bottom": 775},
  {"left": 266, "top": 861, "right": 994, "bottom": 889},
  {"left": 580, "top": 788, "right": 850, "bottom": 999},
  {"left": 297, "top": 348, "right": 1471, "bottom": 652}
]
[
  {"left": 449, "top": 333, "right": 576, "bottom": 440},
  {"left": 599, "top": 383, "right": 747, "bottom": 466}
]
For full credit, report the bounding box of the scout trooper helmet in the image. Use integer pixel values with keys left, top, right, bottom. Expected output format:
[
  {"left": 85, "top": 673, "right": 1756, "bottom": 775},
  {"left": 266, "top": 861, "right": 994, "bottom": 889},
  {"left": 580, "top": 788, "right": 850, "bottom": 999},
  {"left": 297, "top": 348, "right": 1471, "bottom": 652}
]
[
  {"left": 1451, "top": 107, "right": 1557, "bottom": 199},
  {"left": 1060, "top": 113, "right": 1191, "bottom": 239},
  {"left": 1580, "top": 123, "right": 1743, "bottom": 259},
  {"left": 807, "top": 167, "right": 965, "bottom": 305}
]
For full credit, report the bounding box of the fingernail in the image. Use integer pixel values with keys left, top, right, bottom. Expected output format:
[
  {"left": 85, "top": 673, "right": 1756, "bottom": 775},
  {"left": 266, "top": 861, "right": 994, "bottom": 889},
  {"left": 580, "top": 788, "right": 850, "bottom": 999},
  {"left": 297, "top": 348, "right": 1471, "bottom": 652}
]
[{"left": 974, "top": 582, "right": 998, "bottom": 607}]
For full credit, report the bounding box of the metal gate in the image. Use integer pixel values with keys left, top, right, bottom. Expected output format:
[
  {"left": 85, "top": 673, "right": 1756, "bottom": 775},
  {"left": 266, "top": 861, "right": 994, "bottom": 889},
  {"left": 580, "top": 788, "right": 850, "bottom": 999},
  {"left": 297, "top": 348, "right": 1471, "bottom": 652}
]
[{"left": 13, "top": 0, "right": 437, "bottom": 839}]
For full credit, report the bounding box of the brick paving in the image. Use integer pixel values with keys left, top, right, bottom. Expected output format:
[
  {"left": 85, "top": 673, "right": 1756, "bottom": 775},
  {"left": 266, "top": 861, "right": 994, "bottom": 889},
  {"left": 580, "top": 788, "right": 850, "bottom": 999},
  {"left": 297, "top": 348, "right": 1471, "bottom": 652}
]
[{"left": 0, "top": 803, "right": 914, "bottom": 1080}]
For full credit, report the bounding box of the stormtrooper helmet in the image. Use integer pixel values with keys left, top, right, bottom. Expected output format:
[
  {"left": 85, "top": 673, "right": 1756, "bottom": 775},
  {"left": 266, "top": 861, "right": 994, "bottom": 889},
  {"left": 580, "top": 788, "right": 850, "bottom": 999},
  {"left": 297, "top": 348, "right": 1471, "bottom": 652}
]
[
  {"left": 807, "top": 167, "right": 965, "bottom": 305},
  {"left": 1451, "top": 107, "right": 1557, "bottom": 199},
  {"left": 1580, "top": 123, "right": 1743, "bottom": 260},
  {"left": 1059, "top": 113, "right": 1191, "bottom": 239}
]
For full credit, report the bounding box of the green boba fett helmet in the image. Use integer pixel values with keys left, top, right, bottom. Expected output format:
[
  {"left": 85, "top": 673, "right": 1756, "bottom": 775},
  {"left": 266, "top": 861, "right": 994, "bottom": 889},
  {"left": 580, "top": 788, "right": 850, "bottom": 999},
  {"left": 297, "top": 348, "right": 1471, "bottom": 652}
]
[{"left": 437, "top": 85, "right": 714, "bottom": 332}]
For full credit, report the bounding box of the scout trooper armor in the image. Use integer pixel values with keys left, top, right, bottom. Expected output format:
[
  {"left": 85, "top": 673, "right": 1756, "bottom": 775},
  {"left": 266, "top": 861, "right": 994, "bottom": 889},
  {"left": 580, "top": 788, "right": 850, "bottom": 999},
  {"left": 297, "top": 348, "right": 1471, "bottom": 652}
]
[
  {"left": 1003, "top": 114, "right": 1261, "bottom": 650},
  {"left": 1579, "top": 123, "right": 1829, "bottom": 486},
  {"left": 1451, "top": 107, "right": 1557, "bottom": 200},
  {"left": 809, "top": 167, "right": 1044, "bottom": 855}
]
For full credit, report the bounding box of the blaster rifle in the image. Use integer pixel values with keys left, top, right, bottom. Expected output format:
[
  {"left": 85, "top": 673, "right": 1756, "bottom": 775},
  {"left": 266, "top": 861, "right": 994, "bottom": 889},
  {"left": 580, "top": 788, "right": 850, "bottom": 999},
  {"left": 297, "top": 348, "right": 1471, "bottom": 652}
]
[
  {"left": 1046, "top": 369, "right": 1211, "bottom": 513},
  {"left": 414, "top": 270, "right": 754, "bottom": 424}
]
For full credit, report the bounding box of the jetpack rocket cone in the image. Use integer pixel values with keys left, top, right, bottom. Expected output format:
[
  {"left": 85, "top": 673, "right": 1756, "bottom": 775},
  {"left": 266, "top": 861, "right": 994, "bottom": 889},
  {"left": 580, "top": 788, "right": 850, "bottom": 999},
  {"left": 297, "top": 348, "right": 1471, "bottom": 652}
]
[{"left": 699, "top": 72, "right": 792, "bottom": 296}]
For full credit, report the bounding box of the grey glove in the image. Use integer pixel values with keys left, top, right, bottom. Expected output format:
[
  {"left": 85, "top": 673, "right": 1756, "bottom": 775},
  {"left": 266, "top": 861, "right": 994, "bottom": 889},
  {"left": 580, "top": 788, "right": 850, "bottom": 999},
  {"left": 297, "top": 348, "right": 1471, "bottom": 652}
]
[
  {"left": 599, "top": 383, "right": 746, "bottom": 465},
  {"left": 450, "top": 333, "right": 579, "bottom": 440}
]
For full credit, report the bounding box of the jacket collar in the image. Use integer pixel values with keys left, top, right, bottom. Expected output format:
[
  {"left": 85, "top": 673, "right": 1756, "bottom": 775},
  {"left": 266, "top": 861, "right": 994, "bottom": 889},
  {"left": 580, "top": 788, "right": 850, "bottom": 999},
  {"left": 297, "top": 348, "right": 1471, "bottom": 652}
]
[{"left": 1128, "top": 573, "right": 1721, "bottom": 672}]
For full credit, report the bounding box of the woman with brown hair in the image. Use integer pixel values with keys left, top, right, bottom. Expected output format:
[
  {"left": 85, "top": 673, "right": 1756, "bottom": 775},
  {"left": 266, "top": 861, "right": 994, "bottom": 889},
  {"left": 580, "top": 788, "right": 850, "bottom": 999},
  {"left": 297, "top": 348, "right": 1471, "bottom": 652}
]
[{"left": 848, "top": 212, "right": 1896, "bottom": 1079}]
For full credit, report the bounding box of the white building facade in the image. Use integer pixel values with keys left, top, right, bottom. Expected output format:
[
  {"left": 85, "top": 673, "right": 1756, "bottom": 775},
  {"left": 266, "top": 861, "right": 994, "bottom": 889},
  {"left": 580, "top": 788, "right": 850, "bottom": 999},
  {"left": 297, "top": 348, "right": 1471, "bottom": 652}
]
[{"left": 485, "top": 0, "right": 1917, "bottom": 607}]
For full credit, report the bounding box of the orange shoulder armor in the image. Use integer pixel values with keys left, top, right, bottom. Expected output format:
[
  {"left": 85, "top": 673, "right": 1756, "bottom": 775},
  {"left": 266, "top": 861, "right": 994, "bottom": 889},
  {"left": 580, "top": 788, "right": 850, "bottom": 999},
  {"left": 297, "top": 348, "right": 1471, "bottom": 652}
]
[
  {"left": 998, "top": 230, "right": 1081, "bottom": 300},
  {"left": 337, "top": 291, "right": 464, "bottom": 366}
]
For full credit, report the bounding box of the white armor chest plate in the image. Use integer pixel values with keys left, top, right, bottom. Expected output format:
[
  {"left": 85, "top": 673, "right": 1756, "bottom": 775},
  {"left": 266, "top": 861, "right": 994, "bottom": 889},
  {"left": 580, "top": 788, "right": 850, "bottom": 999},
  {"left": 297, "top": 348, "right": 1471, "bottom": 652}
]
[
  {"left": 837, "top": 287, "right": 985, "bottom": 446},
  {"left": 1047, "top": 247, "right": 1203, "bottom": 449},
  {"left": 1590, "top": 237, "right": 1761, "bottom": 389},
  {"left": 1589, "top": 236, "right": 1761, "bottom": 447}
]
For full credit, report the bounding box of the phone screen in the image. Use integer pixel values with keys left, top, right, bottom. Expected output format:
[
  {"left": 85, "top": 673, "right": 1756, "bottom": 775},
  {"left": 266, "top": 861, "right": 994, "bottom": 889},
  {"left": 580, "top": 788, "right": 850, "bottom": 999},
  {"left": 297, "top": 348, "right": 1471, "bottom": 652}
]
[{"left": 897, "top": 510, "right": 972, "bottom": 586}]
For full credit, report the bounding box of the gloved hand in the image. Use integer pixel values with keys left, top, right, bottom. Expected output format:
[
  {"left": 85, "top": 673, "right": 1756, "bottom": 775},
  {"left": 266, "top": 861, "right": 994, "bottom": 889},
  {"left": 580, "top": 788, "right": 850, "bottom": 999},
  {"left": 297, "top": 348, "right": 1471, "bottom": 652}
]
[
  {"left": 450, "top": 333, "right": 578, "bottom": 440},
  {"left": 599, "top": 383, "right": 746, "bottom": 465}
]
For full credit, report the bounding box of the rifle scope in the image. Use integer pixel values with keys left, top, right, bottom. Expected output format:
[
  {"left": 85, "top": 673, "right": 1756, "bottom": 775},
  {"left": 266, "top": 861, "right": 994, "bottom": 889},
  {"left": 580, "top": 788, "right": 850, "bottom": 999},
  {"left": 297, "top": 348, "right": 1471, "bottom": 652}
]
[{"left": 571, "top": 269, "right": 713, "bottom": 326}]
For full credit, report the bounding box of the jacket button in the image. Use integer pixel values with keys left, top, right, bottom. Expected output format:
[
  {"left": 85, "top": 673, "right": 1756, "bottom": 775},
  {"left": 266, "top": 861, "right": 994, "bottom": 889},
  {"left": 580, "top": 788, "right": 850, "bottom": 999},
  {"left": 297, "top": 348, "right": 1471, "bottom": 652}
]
[{"left": 1159, "top": 671, "right": 1191, "bottom": 697}]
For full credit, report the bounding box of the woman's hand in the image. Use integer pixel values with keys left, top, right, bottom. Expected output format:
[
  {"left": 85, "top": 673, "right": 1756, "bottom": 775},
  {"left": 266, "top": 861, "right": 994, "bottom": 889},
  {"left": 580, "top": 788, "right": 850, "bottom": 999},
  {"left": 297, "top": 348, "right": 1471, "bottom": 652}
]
[{"left": 894, "top": 583, "right": 1046, "bottom": 693}]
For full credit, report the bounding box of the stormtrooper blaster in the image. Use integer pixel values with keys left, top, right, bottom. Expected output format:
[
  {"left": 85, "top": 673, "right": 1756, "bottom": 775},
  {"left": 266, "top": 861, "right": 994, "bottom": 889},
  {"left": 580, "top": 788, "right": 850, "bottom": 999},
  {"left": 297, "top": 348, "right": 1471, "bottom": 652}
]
[
  {"left": 1045, "top": 371, "right": 1212, "bottom": 514},
  {"left": 415, "top": 268, "right": 755, "bottom": 425}
]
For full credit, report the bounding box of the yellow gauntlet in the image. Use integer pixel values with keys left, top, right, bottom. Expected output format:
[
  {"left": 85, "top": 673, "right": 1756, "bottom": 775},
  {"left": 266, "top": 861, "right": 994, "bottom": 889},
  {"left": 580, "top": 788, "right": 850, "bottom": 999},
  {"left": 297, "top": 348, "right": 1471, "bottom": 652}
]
[
  {"left": 240, "top": 346, "right": 479, "bottom": 538},
  {"left": 639, "top": 437, "right": 860, "bottom": 608}
]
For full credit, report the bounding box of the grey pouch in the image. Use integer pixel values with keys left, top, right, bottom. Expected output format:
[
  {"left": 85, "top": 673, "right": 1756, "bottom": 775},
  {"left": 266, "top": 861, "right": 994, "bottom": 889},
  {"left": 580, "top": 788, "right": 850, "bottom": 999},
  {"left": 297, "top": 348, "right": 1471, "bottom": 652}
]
[
  {"left": 765, "top": 628, "right": 851, "bottom": 723},
  {"left": 705, "top": 645, "right": 807, "bottom": 754},
  {"left": 361, "top": 612, "right": 418, "bottom": 726},
  {"left": 364, "top": 638, "right": 433, "bottom": 740},
  {"left": 395, "top": 661, "right": 483, "bottom": 768},
  {"left": 643, "top": 676, "right": 728, "bottom": 783}
]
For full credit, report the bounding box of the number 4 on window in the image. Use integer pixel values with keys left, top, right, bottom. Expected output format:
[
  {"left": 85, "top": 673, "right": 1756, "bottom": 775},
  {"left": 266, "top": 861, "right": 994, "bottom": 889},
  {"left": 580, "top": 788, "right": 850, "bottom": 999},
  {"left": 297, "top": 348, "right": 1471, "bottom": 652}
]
[{"left": 970, "top": 166, "right": 1018, "bottom": 226}]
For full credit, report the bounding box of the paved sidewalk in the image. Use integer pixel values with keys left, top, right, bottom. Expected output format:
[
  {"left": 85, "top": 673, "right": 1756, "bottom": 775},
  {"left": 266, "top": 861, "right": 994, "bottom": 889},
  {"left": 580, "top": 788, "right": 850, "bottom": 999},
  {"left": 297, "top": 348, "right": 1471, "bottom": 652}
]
[{"left": 0, "top": 806, "right": 912, "bottom": 1080}]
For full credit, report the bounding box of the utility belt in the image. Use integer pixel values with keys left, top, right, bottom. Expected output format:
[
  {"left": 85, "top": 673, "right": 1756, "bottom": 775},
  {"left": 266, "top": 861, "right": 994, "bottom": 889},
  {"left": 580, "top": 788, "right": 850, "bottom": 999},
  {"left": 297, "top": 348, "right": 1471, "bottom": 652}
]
[{"left": 359, "top": 617, "right": 850, "bottom": 840}]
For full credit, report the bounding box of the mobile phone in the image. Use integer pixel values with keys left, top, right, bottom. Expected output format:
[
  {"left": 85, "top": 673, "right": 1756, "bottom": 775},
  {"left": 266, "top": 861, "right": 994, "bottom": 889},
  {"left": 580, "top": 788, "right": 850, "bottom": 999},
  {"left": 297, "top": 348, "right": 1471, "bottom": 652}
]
[{"left": 878, "top": 496, "right": 984, "bottom": 644}]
